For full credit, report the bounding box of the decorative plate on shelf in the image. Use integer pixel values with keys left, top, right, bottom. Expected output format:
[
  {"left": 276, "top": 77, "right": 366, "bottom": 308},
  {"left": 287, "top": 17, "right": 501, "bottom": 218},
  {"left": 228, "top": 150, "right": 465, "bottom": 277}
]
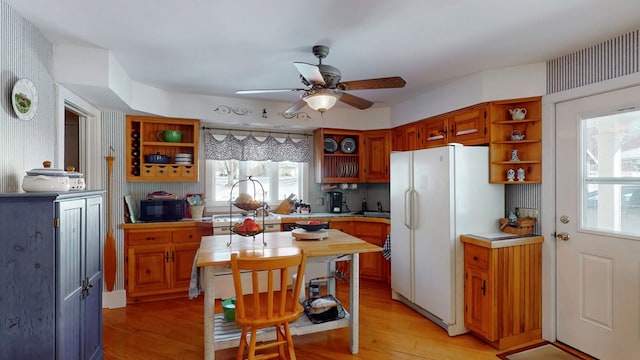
[
  {"left": 324, "top": 137, "right": 338, "bottom": 153},
  {"left": 340, "top": 137, "right": 357, "bottom": 154},
  {"left": 11, "top": 79, "right": 38, "bottom": 121}
]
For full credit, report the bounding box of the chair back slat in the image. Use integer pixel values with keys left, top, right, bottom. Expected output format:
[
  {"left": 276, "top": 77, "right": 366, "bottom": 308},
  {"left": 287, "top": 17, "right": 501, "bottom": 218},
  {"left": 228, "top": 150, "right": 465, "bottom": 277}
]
[{"left": 231, "top": 250, "right": 307, "bottom": 322}]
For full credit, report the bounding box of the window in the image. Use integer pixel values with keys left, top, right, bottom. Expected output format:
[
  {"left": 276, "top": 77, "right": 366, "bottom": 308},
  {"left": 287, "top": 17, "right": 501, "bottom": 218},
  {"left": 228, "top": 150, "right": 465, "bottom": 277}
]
[
  {"left": 205, "top": 159, "right": 308, "bottom": 210},
  {"left": 582, "top": 108, "right": 640, "bottom": 236}
]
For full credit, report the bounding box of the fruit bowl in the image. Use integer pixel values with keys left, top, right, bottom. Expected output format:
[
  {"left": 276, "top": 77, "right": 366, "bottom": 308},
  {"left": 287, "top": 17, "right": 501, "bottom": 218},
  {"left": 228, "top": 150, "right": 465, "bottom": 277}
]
[
  {"left": 232, "top": 219, "right": 263, "bottom": 236},
  {"left": 232, "top": 201, "right": 265, "bottom": 211},
  {"left": 296, "top": 220, "right": 328, "bottom": 232}
]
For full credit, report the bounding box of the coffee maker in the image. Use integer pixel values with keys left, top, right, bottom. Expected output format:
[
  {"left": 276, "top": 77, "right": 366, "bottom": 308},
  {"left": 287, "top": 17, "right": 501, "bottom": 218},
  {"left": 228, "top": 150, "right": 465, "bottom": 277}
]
[{"left": 326, "top": 191, "right": 343, "bottom": 213}]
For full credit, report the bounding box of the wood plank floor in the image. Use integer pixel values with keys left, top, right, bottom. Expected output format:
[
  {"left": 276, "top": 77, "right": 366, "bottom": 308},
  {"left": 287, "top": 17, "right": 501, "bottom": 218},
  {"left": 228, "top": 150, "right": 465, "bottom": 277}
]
[{"left": 102, "top": 279, "right": 538, "bottom": 359}]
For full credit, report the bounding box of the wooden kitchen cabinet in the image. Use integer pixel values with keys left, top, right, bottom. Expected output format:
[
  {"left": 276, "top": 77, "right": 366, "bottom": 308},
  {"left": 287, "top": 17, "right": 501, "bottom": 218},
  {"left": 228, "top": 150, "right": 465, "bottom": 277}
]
[
  {"left": 124, "top": 223, "right": 212, "bottom": 303},
  {"left": 423, "top": 104, "right": 489, "bottom": 148},
  {"left": 126, "top": 115, "right": 200, "bottom": 182},
  {"left": 461, "top": 235, "right": 543, "bottom": 349},
  {"left": 488, "top": 97, "right": 542, "bottom": 184},
  {"left": 352, "top": 221, "right": 389, "bottom": 282},
  {"left": 0, "top": 191, "right": 104, "bottom": 360},
  {"left": 313, "top": 128, "right": 363, "bottom": 183},
  {"left": 392, "top": 122, "right": 422, "bottom": 151},
  {"left": 329, "top": 219, "right": 353, "bottom": 235},
  {"left": 363, "top": 129, "right": 391, "bottom": 182}
]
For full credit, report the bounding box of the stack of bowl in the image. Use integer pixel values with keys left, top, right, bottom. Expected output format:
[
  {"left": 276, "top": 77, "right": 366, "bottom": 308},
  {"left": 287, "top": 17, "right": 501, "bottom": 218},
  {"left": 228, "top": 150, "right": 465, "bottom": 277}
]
[{"left": 174, "top": 153, "right": 193, "bottom": 164}]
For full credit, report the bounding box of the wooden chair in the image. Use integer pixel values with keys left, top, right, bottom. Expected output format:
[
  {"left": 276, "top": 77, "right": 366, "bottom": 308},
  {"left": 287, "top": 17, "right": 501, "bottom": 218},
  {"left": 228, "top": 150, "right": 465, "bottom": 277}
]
[{"left": 230, "top": 249, "right": 307, "bottom": 360}]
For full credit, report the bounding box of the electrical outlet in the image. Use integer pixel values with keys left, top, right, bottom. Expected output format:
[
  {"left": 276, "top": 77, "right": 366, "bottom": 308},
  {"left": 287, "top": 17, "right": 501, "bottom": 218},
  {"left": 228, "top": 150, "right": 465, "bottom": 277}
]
[
  {"left": 316, "top": 197, "right": 324, "bottom": 206},
  {"left": 516, "top": 207, "right": 538, "bottom": 218}
]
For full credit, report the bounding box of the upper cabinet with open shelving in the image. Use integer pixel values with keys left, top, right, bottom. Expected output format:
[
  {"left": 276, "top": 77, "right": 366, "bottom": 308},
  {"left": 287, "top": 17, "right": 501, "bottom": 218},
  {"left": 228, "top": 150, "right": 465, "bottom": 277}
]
[
  {"left": 313, "top": 128, "right": 363, "bottom": 183},
  {"left": 126, "top": 116, "right": 200, "bottom": 182},
  {"left": 488, "top": 97, "right": 542, "bottom": 184}
]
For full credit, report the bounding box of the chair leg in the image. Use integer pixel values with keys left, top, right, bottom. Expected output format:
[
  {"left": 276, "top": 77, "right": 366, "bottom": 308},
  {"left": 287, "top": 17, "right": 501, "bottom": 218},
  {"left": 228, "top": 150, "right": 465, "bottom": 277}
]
[
  {"left": 275, "top": 323, "right": 286, "bottom": 358},
  {"left": 237, "top": 327, "right": 248, "bottom": 360},
  {"left": 284, "top": 322, "right": 296, "bottom": 360},
  {"left": 248, "top": 328, "right": 258, "bottom": 360}
]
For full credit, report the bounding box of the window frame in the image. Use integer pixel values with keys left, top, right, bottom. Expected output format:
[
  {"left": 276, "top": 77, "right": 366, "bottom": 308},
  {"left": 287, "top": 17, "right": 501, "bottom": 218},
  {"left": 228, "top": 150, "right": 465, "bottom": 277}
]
[{"left": 205, "top": 159, "right": 309, "bottom": 213}]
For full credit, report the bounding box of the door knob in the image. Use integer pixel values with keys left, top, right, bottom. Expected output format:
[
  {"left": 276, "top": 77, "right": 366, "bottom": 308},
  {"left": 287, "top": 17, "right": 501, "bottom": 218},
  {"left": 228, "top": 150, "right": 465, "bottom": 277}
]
[{"left": 556, "top": 232, "right": 570, "bottom": 241}]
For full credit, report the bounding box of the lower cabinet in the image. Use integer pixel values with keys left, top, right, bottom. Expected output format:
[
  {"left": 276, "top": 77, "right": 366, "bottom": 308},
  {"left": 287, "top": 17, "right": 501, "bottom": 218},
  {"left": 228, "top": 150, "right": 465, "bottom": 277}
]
[
  {"left": 124, "top": 223, "right": 212, "bottom": 303},
  {"left": 0, "top": 191, "right": 104, "bottom": 360},
  {"left": 352, "top": 220, "right": 390, "bottom": 282},
  {"left": 461, "top": 235, "right": 543, "bottom": 349}
]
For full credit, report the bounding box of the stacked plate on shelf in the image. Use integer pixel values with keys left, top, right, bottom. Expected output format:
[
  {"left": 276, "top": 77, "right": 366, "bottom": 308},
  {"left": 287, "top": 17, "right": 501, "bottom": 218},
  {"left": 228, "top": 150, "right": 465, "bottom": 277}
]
[
  {"left": 337, "top": 161, "right": 358, "bottom": 177},
  {"left": 174, "top": 153, "right": 193, "bottom": 164}
]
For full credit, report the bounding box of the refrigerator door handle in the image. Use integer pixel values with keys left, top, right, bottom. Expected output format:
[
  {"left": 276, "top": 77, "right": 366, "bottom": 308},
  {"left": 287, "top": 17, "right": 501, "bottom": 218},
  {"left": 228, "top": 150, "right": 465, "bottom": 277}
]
[
  {"left": 410, "top": 189, "right": 418, "bottom": 229},
  {"left": 404, "top": 189, "right": 412, "bottom": 229}
]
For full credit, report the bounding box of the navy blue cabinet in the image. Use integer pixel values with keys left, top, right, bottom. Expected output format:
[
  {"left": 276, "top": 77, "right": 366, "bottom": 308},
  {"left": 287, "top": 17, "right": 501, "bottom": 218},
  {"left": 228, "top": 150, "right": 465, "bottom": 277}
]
[{"left": 0, "top": 191, "right": 104, "bottom": 359}]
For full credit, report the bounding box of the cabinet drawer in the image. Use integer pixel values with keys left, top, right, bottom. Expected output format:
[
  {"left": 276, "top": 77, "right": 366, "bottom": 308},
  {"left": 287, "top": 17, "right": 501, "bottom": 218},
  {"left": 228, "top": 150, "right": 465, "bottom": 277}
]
[
  {"left": 465, "top": 245, "right": 489, "bottom": 270},
  {"left": 128, "top": 231, "right": 171, "bottom": 245},
  {"left": 173, "top": 228, "right": 212, "bottom": 243}
]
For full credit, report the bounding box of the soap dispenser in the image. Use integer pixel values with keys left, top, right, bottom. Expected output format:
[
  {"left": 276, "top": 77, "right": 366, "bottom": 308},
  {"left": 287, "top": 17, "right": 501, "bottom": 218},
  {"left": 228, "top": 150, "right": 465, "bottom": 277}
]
[{"left": 361, "top": 197, "right": 368, "bottom": 212}]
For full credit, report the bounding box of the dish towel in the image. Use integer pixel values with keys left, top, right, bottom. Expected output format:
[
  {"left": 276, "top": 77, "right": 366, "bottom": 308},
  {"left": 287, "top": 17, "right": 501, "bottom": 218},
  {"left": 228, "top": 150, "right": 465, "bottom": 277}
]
[
  {"left": 382, "top": 233, "right": 391, "bottom": 261},
  {"left": 188, "top": 248, "right": 201, "bottom": 299}
]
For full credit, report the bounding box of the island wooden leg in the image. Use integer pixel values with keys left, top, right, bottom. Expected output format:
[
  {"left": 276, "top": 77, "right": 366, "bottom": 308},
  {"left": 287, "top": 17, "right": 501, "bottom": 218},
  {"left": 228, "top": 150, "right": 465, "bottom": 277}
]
[
  {"left": 349, "top": 253, "right": 359, "bottom": 354},
  {"left": 203, "top": 266, "right": 216, "bottom": 360}
]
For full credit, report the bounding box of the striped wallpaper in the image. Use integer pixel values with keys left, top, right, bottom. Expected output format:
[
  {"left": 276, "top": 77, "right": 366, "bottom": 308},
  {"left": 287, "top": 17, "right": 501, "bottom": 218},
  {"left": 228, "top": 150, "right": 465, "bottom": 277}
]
[
  {"left": 547, "top": 29, "right": 639, "bottom": 94},
  {"left": 0, "top": 2, "right": 56, "bottom": 192}
]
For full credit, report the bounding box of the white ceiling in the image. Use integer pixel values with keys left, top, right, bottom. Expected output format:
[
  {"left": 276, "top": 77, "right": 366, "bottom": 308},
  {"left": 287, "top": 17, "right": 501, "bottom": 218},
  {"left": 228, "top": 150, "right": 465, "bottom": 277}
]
[{"left": 5, "top": 0, "right": 640, "bottom": 112}]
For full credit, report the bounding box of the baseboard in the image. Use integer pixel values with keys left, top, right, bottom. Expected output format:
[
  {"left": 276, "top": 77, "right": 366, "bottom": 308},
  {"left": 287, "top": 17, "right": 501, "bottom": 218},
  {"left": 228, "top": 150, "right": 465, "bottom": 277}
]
[{"left": 102, "top": 289, "right": 127, "bottom": 308}]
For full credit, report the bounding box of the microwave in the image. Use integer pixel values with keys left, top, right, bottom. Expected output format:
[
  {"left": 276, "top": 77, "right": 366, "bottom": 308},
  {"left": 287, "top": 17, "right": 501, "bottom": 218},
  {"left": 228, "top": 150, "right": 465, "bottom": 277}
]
[{"left": 139, "top": 199, "right": 184, "bottom": 222}]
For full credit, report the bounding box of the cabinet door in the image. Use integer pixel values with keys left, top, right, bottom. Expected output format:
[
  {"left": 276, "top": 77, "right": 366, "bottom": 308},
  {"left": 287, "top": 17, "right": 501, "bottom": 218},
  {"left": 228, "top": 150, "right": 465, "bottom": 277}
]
[
  {"left": 352, "top": 221, "right": 387, "bottom": 281},
  {"left": 57, "top": 199, "right": 85, "bottom": 360},
  {"left": 84, "top": 196, "right": 103, "bottom": 360},
  {"left": 127, "top": 245, "right": 171, "bottom": 295},
  {"left": 172, "top": 243, "right": 199, "bottom": 290},
  {"left": 423, "top": 115, "right": 449, "bottom": 148},
  {"left": 450, "top": 104, "right": 488, "bottom": 145},
  {"left": 392, "top": 123, "right": 421, "bottom": 151},
  {"left": 464, "top": 266, "right": 493, "bottom": 340},
  {"left": 330, "top": 221, "right": 353, "bottom": 235},
  {"left": 364, "top": 130, "right": 390, "bottom": 182}
]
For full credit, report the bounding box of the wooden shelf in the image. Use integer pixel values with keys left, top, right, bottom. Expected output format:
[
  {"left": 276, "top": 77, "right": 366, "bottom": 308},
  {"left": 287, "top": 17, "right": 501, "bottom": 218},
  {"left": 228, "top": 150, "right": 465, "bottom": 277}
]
[
  {"left": 488, "top": 97, "right": 542, "bottom": 184},
  {"left": 126, "top": 115, "right": 200, "bottom": 182},
  {"left": 213, "top": 310, "right": 350, "bottom": 350}
]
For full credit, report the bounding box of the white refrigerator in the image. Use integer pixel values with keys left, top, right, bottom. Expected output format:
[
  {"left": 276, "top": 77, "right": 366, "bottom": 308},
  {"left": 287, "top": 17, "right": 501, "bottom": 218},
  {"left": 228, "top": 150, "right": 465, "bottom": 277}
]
[{"left": 390, "top": 145, "right": 504, "bottom": 336}]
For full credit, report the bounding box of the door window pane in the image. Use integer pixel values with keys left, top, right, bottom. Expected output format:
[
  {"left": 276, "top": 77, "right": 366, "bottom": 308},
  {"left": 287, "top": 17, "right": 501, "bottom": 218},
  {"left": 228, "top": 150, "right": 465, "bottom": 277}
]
[{"left": 582, "top": 109, "right": 640, "bottom": 236}]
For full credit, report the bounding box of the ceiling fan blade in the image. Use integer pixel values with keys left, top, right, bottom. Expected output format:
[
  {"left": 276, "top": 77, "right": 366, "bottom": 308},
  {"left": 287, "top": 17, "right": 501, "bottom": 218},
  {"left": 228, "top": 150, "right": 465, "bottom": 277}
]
[
  {"left": 235, "top": 89, "right": 301, "bottom": 94},
  {"left": 339, "top": 92, "right": 375, "bottom": 110},
  {"left": 282, "top": 99, "right": 307, "bottom": 114},
  {"left": 294, "top": 62, "right": 325, "bottom": 85},
  {"left": 338, "top": 76, "right": 406, "bottom": 91}
]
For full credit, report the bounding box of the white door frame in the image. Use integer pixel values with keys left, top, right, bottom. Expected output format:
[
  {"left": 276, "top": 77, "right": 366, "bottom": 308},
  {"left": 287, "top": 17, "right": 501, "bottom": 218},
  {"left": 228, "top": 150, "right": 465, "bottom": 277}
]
[
  {"left": 55, "top": 85, "right": 103, "bottom": 190},
  {"left": 541, "top": 72, "right": 640, "bottom": 341}
]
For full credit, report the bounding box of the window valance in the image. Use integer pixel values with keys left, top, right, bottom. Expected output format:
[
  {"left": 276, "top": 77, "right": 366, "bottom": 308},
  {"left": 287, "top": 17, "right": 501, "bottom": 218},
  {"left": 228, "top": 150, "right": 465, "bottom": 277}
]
[{"left": 203, "top": 129, "right": 311, "bottom": 163}]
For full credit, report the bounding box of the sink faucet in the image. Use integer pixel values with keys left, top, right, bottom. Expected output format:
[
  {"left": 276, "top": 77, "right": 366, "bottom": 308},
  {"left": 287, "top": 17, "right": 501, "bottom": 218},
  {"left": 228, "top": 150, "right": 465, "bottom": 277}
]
[{"left": 377, "top": 201, "right": 383, "bottom": 212}]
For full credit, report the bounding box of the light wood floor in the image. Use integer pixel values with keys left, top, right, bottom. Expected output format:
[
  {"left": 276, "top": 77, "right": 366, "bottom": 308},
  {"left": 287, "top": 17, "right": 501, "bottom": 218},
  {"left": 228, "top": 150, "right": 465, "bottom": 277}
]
[{"left": 102, "top": 279, "right": 563, "bottom": 359}]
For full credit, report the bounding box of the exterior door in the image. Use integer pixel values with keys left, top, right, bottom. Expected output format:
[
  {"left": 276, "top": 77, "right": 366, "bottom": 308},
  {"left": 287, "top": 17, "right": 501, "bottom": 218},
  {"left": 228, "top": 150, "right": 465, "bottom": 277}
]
[{"left": 555, "top": 85, "right": 640, "bottom": 359}]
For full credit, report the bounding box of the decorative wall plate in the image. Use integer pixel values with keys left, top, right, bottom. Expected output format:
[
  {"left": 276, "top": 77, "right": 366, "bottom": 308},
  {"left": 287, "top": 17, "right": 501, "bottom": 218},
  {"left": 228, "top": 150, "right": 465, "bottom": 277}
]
[
  {"left": 11, "top": 79, "right": 38, "bottom": 121},
  {"left": 324, "top": 137, "right": 338, "bottom": 153},
  {"left": 340, "top": 137, "right": 357, "bottom": 153}
]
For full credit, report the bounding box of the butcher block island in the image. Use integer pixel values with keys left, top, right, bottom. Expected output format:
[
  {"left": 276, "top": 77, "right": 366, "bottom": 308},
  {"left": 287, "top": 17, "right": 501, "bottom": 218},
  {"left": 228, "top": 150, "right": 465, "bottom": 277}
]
[{"left": 196, "top": 229, "right": 382, "bottom": 360}]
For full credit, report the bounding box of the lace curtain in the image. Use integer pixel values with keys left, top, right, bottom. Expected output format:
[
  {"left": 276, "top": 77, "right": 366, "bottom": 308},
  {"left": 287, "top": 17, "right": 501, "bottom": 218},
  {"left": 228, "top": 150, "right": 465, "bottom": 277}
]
[{"left": 203, "top": 129, "right": 311, "bottom": 163}]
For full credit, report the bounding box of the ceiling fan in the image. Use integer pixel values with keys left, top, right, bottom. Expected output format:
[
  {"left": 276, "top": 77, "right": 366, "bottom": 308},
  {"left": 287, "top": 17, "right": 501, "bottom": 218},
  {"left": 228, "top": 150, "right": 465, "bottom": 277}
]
[{"left": 235, "top": 45, "right": 406, "bottom": 114}]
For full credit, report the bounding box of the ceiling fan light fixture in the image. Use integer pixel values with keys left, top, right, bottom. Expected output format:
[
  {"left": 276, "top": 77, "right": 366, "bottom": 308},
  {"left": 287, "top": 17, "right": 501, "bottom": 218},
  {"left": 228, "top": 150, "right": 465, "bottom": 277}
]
[{"left": 303, "top": 89, "right": 342, "bottom": 113}]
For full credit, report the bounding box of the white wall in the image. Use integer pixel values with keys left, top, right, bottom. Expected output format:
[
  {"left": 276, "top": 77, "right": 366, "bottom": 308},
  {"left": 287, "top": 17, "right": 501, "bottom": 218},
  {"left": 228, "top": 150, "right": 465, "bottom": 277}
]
[{"left": 391, "top": 62, "right": 546, "bottom": 126}]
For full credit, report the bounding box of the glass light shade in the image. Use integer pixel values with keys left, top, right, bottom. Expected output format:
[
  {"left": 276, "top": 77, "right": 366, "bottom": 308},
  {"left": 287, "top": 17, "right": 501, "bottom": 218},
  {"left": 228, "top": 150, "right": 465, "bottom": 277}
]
[{"left": 303, "top": 91, "right": 340, "bottom": 113}]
